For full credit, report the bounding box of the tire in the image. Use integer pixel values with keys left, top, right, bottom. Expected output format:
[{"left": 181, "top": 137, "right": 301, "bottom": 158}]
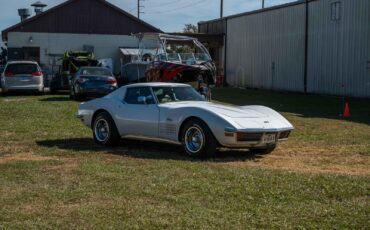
[
  {"left": 93, "top": 112, "right": 120, "bottom": 146},
  {"left": 250, "top": 144, "right": 276, "bottom": 155},
  {"left": 70, "top": 86, "right": 81, "bottom": 101},
  {"left": 1, "top": 88, "right": 7, "bottom": 97},
  {"left": 37, "top": 88, "right": 45, "bottom": 95},
  {"left": 181, "top": 118, "right": 217, "bottom": 157},
  {"left": 49, "top": 81, "right": 57, "bottom": 94},
  {"left": 69, "top": 86, "right": 75, "bottom": 99}
]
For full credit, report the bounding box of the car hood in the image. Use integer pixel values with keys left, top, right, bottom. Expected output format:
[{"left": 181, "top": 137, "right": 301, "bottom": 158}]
[
  {"left": 160, "top": 101, "right": 267, "bottom": 118},
  {"left": 160, "top": 101, "right": 293, "bottom": 130}
]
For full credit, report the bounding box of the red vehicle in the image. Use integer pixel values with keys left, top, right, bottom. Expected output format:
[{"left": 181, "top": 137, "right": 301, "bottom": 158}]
[{"left": 120, "top": 33, "right": 216, "bottom": 99}]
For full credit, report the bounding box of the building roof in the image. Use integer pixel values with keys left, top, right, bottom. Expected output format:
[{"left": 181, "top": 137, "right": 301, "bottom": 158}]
[
  {"left": 2, "top": 0, "right": 162, "bottom": 41},
  {"left": 199, "top": 0, "right": 311, "bottom": 25}
]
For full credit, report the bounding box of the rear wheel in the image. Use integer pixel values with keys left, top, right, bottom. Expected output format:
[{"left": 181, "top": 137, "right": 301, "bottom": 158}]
[
  {"left": 37, "top": 88, "right": 45, "bottom": 95},
  {"left": 70, "top": 85, "right": 81, "bottom": 101},
  {"left": 250, "top": 145, "right": 276, "bottom": 155},
  {"left": 49, "top": 81, "right": 58, "bottom": 94},
  {"left": 69, "top": 86, "right": 74, "bottom": 99},
  {"left": 93, "top": 112, "right": 120, "bottom": 146},
  {"left": 181, "top": 118, "right": 217, "bottom": 157}
]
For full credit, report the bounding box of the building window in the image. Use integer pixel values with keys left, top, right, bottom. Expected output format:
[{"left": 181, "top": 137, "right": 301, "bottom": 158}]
[{"left": 331, "top": 1, "right": 341, "bottom": 21}]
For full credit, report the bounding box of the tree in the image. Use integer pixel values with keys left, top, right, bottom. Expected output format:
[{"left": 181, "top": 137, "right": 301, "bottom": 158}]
[{"left": 183, "top": 24, "right": 198, "bottom": 33}]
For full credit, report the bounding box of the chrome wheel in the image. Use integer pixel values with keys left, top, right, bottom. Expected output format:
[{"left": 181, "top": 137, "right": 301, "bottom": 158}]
[
  {"left": 94, "top": 118, "right": 110, "bottom": 142},
  {"left": 184, "top": 126, "right": 204, "bottom": 154}
]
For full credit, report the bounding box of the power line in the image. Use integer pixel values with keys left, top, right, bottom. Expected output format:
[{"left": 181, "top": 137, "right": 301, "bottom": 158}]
[
  {"left": 144, "top": 0, "right": 184, "bottom": 8},
  {"left": 128, "top": 6, "right": 136, "bottom": 13},
  {"left": 145, "top": 0, "right": 210, "bottom": 14}
]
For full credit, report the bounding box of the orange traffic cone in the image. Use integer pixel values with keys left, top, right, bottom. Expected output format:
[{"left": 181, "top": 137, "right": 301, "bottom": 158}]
[{"left": 343, "top": 102, "right": 350, "bottom": 118}]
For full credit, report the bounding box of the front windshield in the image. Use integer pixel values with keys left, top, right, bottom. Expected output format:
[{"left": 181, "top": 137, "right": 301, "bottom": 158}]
[
  {"left": 152, "top": 86, "right": 205, "bottom": 104},
  {"left": 138, "top": 35, "right": 211, "bottom": 64},
  {"left": 80, "top": 68, "right": 112, "bottom": 76}
]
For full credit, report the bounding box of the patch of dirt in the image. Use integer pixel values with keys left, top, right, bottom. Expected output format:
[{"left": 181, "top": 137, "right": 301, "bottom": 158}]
[
  {"left": 219, "top": 144, "right": 370, "bottom": 176},
  {"left": 0, "top": 152, "right": 56, "bottom": 164},
  {"left": 47, "top": 157, "right": 80, "bottom": 172}
]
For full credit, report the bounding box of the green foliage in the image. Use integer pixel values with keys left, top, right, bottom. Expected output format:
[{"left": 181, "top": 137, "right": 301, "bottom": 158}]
[{"left": 183, "top": 24, "right": 198, "bottom": 33}]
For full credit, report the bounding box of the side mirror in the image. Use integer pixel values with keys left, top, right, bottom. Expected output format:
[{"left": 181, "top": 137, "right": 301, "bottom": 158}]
[{"left": 137, "top": 96, "right": 146, "bottom": 104}]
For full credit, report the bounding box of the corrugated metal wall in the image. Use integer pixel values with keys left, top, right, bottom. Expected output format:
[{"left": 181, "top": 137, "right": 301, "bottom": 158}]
[
  {"left": 307, "top": 0, "right": 370, "bottom": 97},
  {"left": 226, "top": 4, "right": 306, "bottom": 92},
  {"left": 198, "top": 20, "right": 226, "bottom": 34},
  {"left": 213, "top": 0, "right": 370, "bottom": 97}
]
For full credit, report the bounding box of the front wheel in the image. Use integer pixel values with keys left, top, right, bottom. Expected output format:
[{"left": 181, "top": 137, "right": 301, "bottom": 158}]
[
  {"left": 93, "top": 112, "right": 120, "bottom": 146},
  {"left": 181, "top": 119, "right": 217, "bottom": 157}
]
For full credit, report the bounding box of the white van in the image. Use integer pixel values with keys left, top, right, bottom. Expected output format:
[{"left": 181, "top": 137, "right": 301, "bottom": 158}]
[{"left": 1, "top": 61, "right": 44, "bottom": 95}]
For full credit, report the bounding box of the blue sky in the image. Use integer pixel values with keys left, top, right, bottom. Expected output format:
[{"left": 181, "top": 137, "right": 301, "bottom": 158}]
[{"left": 0, "top": 0, "right": 296, "bottom": 45}]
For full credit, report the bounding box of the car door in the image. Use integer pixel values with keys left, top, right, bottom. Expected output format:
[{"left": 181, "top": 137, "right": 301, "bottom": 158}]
[{"left": 116, "top": 87, "right": 159, "bottom": 137}]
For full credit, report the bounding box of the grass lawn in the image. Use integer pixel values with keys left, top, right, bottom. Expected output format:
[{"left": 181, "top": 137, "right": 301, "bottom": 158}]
[{"left": 0, "top": 88, "right": 369, "bottom": 229}]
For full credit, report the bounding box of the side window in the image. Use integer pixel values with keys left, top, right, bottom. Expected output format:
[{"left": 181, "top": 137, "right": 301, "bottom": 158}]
[{"left": 124, "top": 87, "right": 155, "bottom": 104}]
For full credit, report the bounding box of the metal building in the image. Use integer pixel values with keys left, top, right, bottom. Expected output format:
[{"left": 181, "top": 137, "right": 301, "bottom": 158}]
[{"left": 199, "top": 0, "right": 370, "bottom": 98}]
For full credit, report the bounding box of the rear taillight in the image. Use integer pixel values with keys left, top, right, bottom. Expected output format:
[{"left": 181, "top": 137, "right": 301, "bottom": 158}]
[
  {"left": 5, "top": 71, "right": 13, "bottom": 77},
  {"left": 32, "top": 71, "right": 43, "bottom": 77},
  {"left": 106, "top": 77, "right": 117, "bottom": 85}
]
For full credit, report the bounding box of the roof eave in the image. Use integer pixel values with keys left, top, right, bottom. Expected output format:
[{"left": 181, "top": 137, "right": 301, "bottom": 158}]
[{"left": 2, "top": 0, "right": 162, "bottom": 40}]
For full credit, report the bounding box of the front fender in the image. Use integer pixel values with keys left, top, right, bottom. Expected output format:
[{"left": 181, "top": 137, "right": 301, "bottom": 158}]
[
  {"left": 78, "top": 98, "right": 120, "bottom": 128},
  {"left": 163, "top": 107, "right": 236, "bottom": 143}
]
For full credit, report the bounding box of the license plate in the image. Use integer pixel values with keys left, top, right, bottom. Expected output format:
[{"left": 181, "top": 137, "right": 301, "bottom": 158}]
[
  {"left": 20, "top": 77, "right": 31, "bottom": 82},
  {"left": 263, "top": 134, "right": 276, "bottom": 143}
]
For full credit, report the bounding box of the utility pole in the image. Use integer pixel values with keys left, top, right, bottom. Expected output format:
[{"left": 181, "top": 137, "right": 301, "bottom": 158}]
[
  {"left": 138, "top": 0, "right": 144, "bottom": 19},
  {"left": 262, "top": 0, "right": 265, "bottom": 9},
  {"left": 220, "top": 0, "right": 224, "bottom": 18}
]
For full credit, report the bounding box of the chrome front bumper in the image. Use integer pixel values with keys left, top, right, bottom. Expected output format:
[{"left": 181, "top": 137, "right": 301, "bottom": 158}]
[{"left": 219, "top": 127, "right": 293, "bottom": 148}]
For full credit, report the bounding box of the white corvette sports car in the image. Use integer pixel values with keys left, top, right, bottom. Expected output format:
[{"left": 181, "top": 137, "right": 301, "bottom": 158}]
[{"left": 77, "top": 83, "right": 294, "bottom": 157}]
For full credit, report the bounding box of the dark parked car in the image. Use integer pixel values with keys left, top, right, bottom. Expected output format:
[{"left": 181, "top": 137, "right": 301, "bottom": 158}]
[
  {"left": 50, "top": 51, "right": 98, "bottom": 93},
  {"left": 69, "top": 67, "right": 117, "bottom": 100}
]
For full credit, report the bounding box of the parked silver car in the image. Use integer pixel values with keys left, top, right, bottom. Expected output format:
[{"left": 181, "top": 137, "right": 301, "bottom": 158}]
[
  {"left": 77, "top": 82, "right": 294, "bottom": 157},
  {"left": 1, "top": 61, "right": 44, "bottom": 95}
]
